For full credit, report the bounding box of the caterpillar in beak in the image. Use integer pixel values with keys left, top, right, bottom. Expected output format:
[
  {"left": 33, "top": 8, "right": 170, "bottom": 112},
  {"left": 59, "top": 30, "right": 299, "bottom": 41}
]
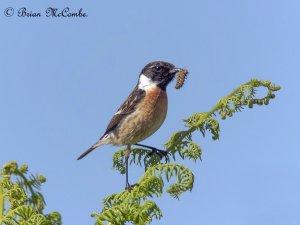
[{"left": 175, "top": 69, "right": 188, "bottom": 89}]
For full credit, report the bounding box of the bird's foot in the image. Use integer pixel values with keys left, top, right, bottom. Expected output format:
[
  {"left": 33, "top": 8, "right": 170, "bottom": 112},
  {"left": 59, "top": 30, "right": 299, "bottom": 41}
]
[
  {"left": 125, "top": 183, "right": 137, "bottom": 191},
  {"left": 134, "top": 143, "right": 170, "bottom": 163},
  {"left": 147, "top": 148, "right": 170, "bottom": 162}
]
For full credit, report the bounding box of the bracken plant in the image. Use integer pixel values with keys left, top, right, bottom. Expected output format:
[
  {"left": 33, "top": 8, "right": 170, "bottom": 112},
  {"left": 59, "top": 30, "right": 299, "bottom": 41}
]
[
  {"left": 0, "top": 161, "right": 62, "bottom": 225},
  {"left": 92, "top": 79, "right": 280, "bottom": 225}
]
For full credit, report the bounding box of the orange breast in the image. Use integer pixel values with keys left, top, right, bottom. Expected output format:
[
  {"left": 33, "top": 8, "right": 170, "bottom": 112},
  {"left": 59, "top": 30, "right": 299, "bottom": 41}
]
[
  {"left": 112, "top": 87, "right": 168, "bottom": 145},
  {"left": 141, "top": 87, "right": 168, "bottom": 119}
]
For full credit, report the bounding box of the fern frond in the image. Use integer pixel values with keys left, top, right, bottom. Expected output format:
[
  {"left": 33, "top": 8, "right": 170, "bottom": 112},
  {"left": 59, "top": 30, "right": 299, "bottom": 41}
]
[
  {"left": 112, "top": 149, "right": 126, "bottom": 174},
  {"left": 96, "top": 79, "right": 280, "bottom": 225},
  {"left": 0, "top": 161, "right": 62, "bottom": 225},
  {"left": 113, "top": 148, "right": 165, "bottom": 175},
  {"left": 3, "top": 186, "right": 27, "bottom": 209},
  {"left": 96, "top": 163, "right": 193, "bottom": 224},
  {"left": 95, "top": 200, "right": 162, "bottom": 225},
  {"left": 165, "top": 79, "right": 280, "bottom": 160}
]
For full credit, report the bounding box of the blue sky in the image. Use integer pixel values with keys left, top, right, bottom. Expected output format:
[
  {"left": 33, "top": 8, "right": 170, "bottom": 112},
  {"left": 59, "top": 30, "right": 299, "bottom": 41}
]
[{"left": 0, "top": 1, "right": 299, "bottom": 225}]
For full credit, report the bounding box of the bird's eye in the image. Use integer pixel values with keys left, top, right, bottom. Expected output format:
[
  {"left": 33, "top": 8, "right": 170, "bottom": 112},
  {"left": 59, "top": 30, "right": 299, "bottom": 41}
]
[{"left": 154, "top": 66, "right": 163, "bottom": 72}]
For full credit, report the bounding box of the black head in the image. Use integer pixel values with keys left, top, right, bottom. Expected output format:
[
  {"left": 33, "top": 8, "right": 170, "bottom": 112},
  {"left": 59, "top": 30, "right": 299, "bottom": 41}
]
[{"left": 139, "top": 61, "right": 180, "bottom": 90}]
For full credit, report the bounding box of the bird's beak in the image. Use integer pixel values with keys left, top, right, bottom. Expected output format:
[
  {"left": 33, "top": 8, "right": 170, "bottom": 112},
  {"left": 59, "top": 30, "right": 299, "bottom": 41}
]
[{"left": 169, "top": 68, "right": 184, "bottom": 76}]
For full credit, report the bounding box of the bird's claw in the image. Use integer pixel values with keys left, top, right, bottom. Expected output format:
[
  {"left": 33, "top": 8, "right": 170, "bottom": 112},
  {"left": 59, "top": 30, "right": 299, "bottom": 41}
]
[
  {"left": 125, "top": 183, "right": 137, "bottom": 191},
  {"left": 147, "top": 148, "right": 170, "bottom": 163},
  {"left": 134, "top": 143, "right": 170, "bottom": 163}
]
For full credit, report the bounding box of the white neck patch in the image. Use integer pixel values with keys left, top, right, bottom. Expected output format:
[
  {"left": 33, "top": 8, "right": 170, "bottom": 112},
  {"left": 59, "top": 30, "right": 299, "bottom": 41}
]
[{"left": 138, "top": 74, "right": 158, "bottom": 90}]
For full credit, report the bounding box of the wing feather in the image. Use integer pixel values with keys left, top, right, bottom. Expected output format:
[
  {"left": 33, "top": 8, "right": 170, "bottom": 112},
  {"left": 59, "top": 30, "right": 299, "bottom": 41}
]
[{"left": 102, "top": 86, "right": 145, "bottom": 136}]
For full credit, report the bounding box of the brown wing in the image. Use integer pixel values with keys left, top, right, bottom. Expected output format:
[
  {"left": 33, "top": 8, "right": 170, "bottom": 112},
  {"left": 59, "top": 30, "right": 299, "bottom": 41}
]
[{"left": 102, "top": 86, "right": 145, "bottom": 137}]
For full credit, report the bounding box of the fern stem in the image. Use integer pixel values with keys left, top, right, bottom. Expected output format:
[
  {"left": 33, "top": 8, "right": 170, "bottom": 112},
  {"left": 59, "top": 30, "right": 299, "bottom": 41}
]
[
  {"left": 0, "top": 182, "right": 3, "bottom": 224},
  {"left": 168, "top": 81, "right": 253, "bottom": 149}
]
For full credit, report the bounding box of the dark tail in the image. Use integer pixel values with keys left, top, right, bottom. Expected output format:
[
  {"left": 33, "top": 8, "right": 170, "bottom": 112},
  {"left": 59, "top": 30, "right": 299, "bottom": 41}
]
[{"left": 77, "top": 142, "right": 101, "bottom": 160}]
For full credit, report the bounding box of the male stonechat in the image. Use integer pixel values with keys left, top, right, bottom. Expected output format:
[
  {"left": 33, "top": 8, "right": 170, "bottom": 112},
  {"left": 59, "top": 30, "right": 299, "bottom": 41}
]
[{"left": 77, "top": 61, "right": 187, "bottom": 189}]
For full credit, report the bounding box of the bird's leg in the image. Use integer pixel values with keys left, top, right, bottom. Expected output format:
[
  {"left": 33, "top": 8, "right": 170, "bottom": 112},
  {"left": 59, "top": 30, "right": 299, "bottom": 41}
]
[
  {"left": 124, "top": 145, "right": 136, "bottom": 191},
  {"left": 134, "top": 143, "right": 170, "bottom": 163}
]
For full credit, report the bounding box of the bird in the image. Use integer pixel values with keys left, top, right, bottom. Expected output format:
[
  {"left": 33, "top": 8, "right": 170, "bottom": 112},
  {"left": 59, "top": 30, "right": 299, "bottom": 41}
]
[{"left": 77, "top": 61, "right": 186, "bottom": 189}]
